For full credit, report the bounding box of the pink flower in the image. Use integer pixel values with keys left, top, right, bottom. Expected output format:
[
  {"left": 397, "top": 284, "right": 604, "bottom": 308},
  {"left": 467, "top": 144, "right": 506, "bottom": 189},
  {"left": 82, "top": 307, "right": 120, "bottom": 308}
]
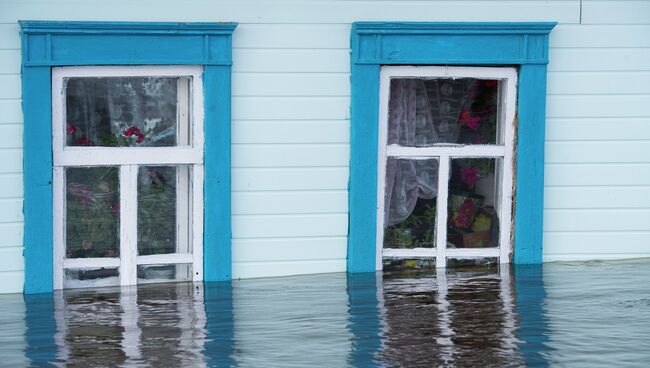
[
  {"left": 452, "top": 199, "right": 477, "bottom": 228},
  {"left": 66, "top": 124, "right": 77, "bottom": 135},
  {"left": 460, "top": 167, "right": 480, "bottom": 187},
  {"left": 123, "top": 126, "right": 145, "bottom": 144},
  {"left": 459, "top": 109, "right": 481, "bottom": 131}
]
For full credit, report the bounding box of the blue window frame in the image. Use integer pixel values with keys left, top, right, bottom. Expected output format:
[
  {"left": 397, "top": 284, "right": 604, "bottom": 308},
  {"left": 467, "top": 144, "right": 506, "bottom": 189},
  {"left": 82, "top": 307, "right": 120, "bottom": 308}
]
[
  {"left": 20, "top": 21, "right": 237, "bottom": 293},
  {"left": 347, "top": 22, "right": 556, "bottom": 272}
]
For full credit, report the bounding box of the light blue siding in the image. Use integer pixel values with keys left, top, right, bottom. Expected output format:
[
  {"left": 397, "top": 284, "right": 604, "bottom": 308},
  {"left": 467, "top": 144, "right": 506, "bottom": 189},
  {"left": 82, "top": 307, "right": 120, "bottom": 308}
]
[{"left": 0, "top": 0, "right": 649, "bottom": 292}]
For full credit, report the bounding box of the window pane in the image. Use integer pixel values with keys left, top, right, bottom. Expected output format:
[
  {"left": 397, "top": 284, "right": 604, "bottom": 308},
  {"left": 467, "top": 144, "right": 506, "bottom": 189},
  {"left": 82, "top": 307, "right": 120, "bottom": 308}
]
[
  {"left": 138, "top": 165, "right": 192, "bottom": 256},
  {"left": 66, "top": 167, "right": 120, "bottom": 258},
  {"left": 383, "top": 158, "right": 439, "bottom": 249},
  {"left": 447, "top": 158, "right": 501, "bottom": 249},
  {"left": 65, "top": 76, "right": 191, "bottom": 147},
  {"left": 137, "top": 264, "right": 192, "bottom": 284},
  {"left": 383, "top": 258, "right": 436, "bottom": 271},
  {"left": 64, "top": 267, "right": 120, "bottom": 289},
  {"left": 388, "top": 78, "right": 500, "bottom": 146}
]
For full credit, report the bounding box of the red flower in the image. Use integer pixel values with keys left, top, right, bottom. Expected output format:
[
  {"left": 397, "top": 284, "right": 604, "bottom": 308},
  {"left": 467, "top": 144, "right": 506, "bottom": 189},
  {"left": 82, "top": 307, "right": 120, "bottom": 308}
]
[
  {"left": 452, "top": 199, "right": 477, "bottom": 228},
  {"left": 460, "top": 167, "right": 480, "bottom": 187},
  {"left": 459, "top": 109, "right": 481, "bottom": 131},
  {"left": 66, "top": 124, "right": 77, "bottom": 135},
  {"left": 75, "top": 136, "right": 94, "bottom": 146},
  {"left": 123, "top": 126, "right": 145, "bottom": 144}
]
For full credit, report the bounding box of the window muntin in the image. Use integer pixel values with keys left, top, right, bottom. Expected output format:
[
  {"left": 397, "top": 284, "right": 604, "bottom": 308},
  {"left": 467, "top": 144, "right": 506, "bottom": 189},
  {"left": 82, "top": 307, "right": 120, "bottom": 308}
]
[
  {"left": 377, "top": 66, "right": 517, "bottom": 269},
  {"left": 52, "top": 66, "right": 204, "bottom": 289}
]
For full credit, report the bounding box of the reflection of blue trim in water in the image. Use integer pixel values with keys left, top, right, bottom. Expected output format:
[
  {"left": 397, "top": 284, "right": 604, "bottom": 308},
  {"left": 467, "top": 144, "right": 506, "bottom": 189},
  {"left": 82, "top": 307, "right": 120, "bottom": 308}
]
[
  {"left": 24, "top": 293, "right": 58, "bottom": 366},
  {"left": 346, "top": 273, "right": 383, "bottom": 368},
  {"left": 514, "top": 265, "right": 553, "bottom": 367},
  {"left": 204, "top": 281, "right": 237, "bottom": 367}
]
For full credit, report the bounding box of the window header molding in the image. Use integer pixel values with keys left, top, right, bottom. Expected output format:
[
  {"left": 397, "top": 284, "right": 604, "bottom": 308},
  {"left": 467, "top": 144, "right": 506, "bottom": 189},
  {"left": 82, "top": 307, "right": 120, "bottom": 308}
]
[
  {"left": 19, "top": 21, "right": 237, "bottom": 66},
  {"left": 352, "top": 22, "right": 556, "bottom": 65}
]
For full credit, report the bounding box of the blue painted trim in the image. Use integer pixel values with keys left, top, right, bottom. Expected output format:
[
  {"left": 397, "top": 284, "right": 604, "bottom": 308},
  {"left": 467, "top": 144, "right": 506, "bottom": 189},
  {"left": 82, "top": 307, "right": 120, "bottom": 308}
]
[
  {"left": 20, "top": 21, "right": 236, "bottom": 293},
  {"left": 348, "top": 22, "right": 555, "bottom": 272}
]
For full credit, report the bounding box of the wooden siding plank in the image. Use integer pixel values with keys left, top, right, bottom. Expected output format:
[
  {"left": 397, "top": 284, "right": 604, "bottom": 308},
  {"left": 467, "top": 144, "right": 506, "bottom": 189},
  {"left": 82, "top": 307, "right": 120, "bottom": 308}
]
[
  {"left": 0, "top": 50, "right": 20, "bottom": 74},
  {"left": 0, "top": 247, "right": 23, "bottom": 271},
  {"left": 546, "top": 141, "right": 650, "bottom": 163},
  {"left": 232, "top": 167, "right": 348, "bottom": 191},
  {"left": 544, "top": 208, "right": 650, "bottom": 231},
  {"left": 0, "top": 199, "right": 22, "bottom": 223},
  {"left": 547, "top": 71, "right": 650, "bottom": 95},
  {"left": 233, "top": 96, "right": 349, "bottom": 120},
  {"left": 233, "top": 120, "right": 349, "bottom": 144},
  {"left": 547, "top": 95, "right": 650, "bottom": 118},
  {"left": 545, "top": 186, "right": 650, "bottom": 209},
  {"left": 549, "top": 48, "right": 650, "bottom": 72},
  {"left": 0, "top": 100, "right": 22, "bottom": 124},
  {"left": 551, "top": 24, "right": 650, "bottom": 47},
  {"left": 233, "top": 24, "right": 349, "bottom": 49},
  {"left": 0, "top": 174, "right": 22, "bottom": 198},
  {"left": 232, "top": 237, "right": 347, "bottom": 262},
  {"left": 544, "top": 232, "right": 650, "bottom": 257},
  {"left": 0, "top": 125, "right": 22, "bottom": 149},
  {"left": 582, "top": 0, "right": 650, "bottom": 25},
  {"left": 0, "top": 1, "right": 580, "bottom": 24},
  {"left": 232, "top": 73, "right": 349, "bottom": 97},
  {"left": 0, "top": 24, "right": 20, "bottom": 50},
  {"left": 0, "top": 271, "right": 23, "bottom": 293},
  {"left": 232, "top": 213, "right": 348, "bottom": 239},
  {"left": 0, "top": 223, "right": 22, "bottom": 248},
  {"left": 233, "top": 143, "right": 348, "bottom": 168},
  {"left": 232, "top": 259, "right": 346, "bottom": 279},
  {"left": 233, "top": 190, "right": 348, "bottom": 215},
  {"left": 0, "top": 150, "right": 22, "bottom": 173},
  {"left": 0, "top": 75, "right": 20, "bottom": 99},
  {"left": 546, "top": 118, "right": 650, "bottom": 141},
  {"left": 233, "top": 49, "right": 349, "bottom": 73},
  {"left": 545, "top": 163, "right": 650, "bottom": 186}
]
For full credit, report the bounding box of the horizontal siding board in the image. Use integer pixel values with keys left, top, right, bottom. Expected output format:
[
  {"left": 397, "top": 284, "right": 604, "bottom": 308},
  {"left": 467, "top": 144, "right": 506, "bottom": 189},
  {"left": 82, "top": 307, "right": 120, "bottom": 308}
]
[
  {"left": 547, "top": 72, "right": 650, "bottom": 95},
  {"left": 582, "top": 0, "right": 650, "bottom": 25},
  {"left": 0, "top": 24, "right": 20, "bottom": 50},
  {"left": 233, "top": 120, "right": 349, "bottom": 144},
  {"left": 0, "top": 125, "right": 22, "bottom": 149},
  {"left": 233, "top": 144, "right": 349, "bottom": 168},
  {"left": 548, "top": 48, "right": 650, "bottom": 72},
  {"left": 0, "top": 271, "right": 23, "bottom": 294},
  {"left": 233, "top": 49, "right": 349, "bottom": 73},
  {"left": 544, "top": 209, "right": 650, "bottom": 231},
  {"left": 543, "top": 231, "right": 650, "bottom": 257},
  {"left": 233, "top": 24, "right": 349, "bottom": 49},
  {"left": 0, "top": 50, "right": 20, "bottom": 74},
  {"left": 0, "top": 223, "right": 23, "bottom": 248},
  {"left": 232, "top": 167, "right": 348, "bottom": 191},
  {"left": 232, "top": 213, "right": 348, "bottom": 238},
  {"left": 0, "top": 75, "right": 20, "bottom": 99},
  {"left": 233, "top": 96, "right": 349, "bottom": 120},
  {"left": 232, "top": 73, "right": 349, "bottom": 97},
  {"left": 0, "top": 100, "right": 22, "bottom": 124},
  {"left": 545, "top": 163, "right": 650, "bottom": 186},
  {"left": 0, "top": 1, "right": 580, "bottom": 24},
  {"left": 0, "top": 199, "right": 22, "bottom": 223},
  {"left": 546, "top": 118, "right": 650, "bottom": 141},
  {"left": 545, "top": 141, "right": 650, "bottom": 163},
  {"left": 551, "top": 25, "right": 650, "bottom": 48},
  {"left": 545, "top": 186, "right": 650, "bottom": 209},
  {"left": 232, "top": 237, "right": 347, "bottom": 262},
  {"left": 0, "top": 174, "right": 22, "bottom": 198},
  {"left": 233, "top": 190, "right": 348, "bottom": 215},
  {"left": 0, "top": 247, "right": 23, "bottom": 271},
  {"left": 547, "top": 95, "right": 650, "bottom": 118},
  {"left": 233, "top": 259, "right": 346, "bottom": 279},
  {"left": 0, "top": 150, "right": 22, "bottom": 173}
]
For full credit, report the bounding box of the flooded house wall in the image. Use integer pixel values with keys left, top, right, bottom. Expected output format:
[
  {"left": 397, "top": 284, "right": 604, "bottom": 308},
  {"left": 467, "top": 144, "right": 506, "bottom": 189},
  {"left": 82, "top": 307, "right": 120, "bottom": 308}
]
[{"left": 0, "top": 0, "right": 648, "bottom": 293}]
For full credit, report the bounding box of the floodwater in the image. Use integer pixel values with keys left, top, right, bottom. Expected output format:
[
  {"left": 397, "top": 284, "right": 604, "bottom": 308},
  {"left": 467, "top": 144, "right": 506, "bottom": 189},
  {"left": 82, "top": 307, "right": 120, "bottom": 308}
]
[{"left": 1, "top": 260, "right": 649, "bottom": 367}]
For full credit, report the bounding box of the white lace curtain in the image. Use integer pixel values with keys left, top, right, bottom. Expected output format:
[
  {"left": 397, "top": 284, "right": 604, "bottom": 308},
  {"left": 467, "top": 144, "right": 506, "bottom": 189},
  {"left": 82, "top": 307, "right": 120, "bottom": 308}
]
[{"left": 384, "top": 78, "right": 474, "bottom": 226}]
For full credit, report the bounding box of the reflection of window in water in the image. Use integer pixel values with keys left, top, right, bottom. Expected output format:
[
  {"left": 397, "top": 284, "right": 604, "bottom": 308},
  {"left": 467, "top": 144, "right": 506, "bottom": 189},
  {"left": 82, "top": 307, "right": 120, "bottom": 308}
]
[
  {"left": 54, "top": 284, "right": 206, "bottom": 366},
  {"left": 377, "top": 267, "right": 521, "bottom": 366}
]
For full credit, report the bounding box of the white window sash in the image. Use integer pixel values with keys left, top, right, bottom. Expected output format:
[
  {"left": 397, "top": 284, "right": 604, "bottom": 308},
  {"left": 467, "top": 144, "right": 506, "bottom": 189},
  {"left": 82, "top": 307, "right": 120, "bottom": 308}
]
[{"left": 376, "top": 66, "right": 518, "bottom": 270}]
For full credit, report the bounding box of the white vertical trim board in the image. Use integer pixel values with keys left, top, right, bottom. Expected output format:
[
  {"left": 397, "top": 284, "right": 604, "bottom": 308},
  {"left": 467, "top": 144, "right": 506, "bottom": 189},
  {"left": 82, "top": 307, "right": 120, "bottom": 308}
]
[
  {"left": 51, "top": 65, "right": 205, "bottom": 289},
  {"left": 376, "top": 66, "right": 517, "bottom": 270}
]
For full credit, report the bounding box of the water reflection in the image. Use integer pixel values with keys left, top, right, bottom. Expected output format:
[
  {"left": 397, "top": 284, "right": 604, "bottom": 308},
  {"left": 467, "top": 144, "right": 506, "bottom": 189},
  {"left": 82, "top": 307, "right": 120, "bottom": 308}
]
[{"left": 6, "top": 260, "right": 650, "bottom": 366}]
